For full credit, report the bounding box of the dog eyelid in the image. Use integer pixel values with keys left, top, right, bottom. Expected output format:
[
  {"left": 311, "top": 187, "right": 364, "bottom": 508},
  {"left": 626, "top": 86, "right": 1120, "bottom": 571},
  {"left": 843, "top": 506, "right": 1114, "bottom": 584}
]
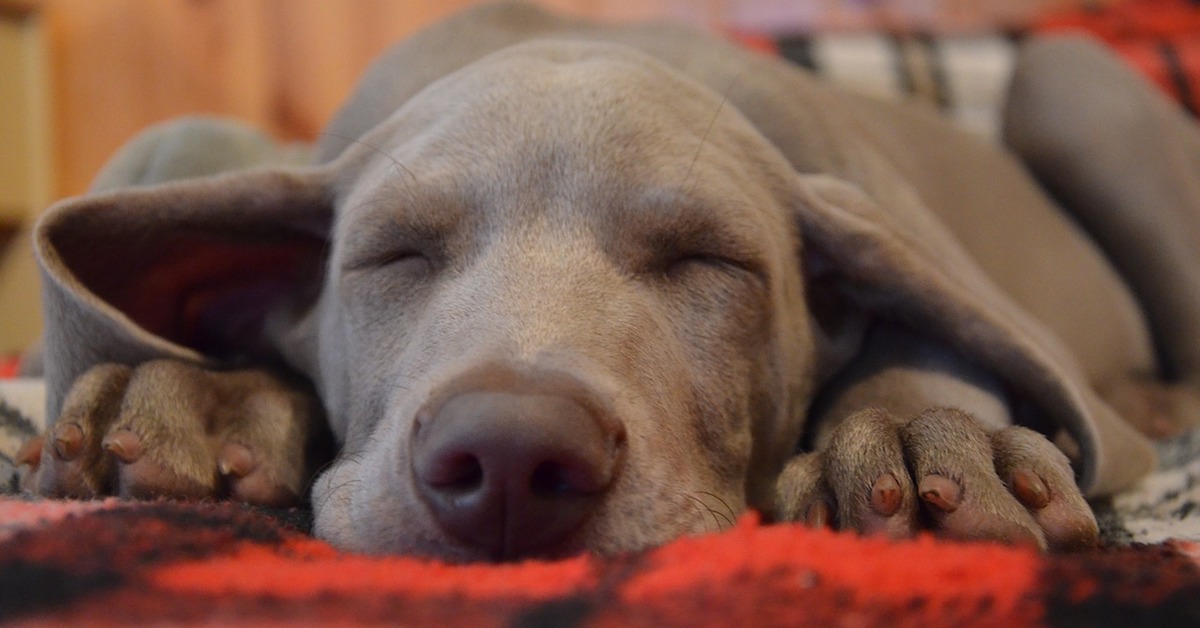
[
  {"left": 644, "top": 223, "right": 765, "bottom": 281},
  {"left": 341, "top": 246, "right": 436, "bottom": 274},
  {"left": 661, "top": 251, "right": 766, "bottom": 286},
  {"left": 338, "top": 216, "right": 449, "bottom": 273}
]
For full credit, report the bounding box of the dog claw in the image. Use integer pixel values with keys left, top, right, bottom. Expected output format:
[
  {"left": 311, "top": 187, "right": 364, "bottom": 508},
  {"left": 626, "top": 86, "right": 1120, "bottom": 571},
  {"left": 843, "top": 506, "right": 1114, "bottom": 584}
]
[
  {"left": 218, "top": 443, "right": 257, "bottom": 478},
  {"left": 102, "top": 429, "right": 143, "bottom": 464},
  {"left": 1011, "top": 468, "right": 1050, "bottom": 510},
  {"left": 918, "top": 474, "right": 961, "bottom": 513},
  {"left": 52, "top": 423, "right": 84, "bottom": 461},
  {"left": 870, "top": 473, "right": 903, "bottom": 516},
  {"left": 16, "top": 436, "right": 44, "bottom": 468},
  {"left": 220, "top": 441, "right": 298, "bottom": 506}
]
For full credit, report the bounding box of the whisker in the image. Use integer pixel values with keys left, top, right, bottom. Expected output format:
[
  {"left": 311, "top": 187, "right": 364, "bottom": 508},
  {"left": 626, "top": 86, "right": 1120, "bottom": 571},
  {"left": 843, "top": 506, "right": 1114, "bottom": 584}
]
[
  {"left": 313, "top": 477, "right": 362, "bottom": 516},
  {"left": 695, "top": 490, "right": 738, "bottom": 525},
  {"left": 682, "top": 493, "right": 718, "bottom": 532},
  {"left": 682, "top": 72, "right": 743, "bottom": 190},
  {"left": 703, "top": 501, "right": 734, "bottom": 528},
  {"left": 319, "top": 131, "right": 418, "bottom": 186}
]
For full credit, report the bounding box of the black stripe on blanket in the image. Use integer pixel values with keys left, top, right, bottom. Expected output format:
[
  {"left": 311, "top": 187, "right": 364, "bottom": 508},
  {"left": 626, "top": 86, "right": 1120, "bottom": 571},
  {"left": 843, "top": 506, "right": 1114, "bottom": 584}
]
[
  {"left": 776, "top": 35, "right": 817, "bottom": 71},
  {"left": 0, "top": 400, "right": 39, "bottom": 493},
  {"left": 1159, "top": 40, "right": 1199, "bottom": 116}
]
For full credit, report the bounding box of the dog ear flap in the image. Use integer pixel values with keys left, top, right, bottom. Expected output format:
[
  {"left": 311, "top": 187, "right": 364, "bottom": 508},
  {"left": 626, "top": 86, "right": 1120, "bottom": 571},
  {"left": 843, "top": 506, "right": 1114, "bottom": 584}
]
[
  {"left": 35, "top": 166, "right": 334, "bottom": 417},
  {"left": 794, "top": 174, "right": 1155, "bottom": 497}
]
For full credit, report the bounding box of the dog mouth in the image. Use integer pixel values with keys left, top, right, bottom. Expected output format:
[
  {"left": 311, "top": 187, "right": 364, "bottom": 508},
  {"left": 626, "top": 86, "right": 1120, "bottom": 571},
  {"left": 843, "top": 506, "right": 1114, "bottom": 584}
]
[{"left": 311, "top": 441, "right": 744, "bottom": 562}]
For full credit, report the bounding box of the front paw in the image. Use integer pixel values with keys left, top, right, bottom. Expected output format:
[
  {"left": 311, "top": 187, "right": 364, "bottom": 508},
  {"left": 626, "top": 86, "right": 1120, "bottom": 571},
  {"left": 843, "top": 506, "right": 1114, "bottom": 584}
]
[
  {"left": 18, "top": 360, "right": 320, "bottom": 507},
  {"left": 774, "top": 407, "right": 1098, "bottom": 551}
]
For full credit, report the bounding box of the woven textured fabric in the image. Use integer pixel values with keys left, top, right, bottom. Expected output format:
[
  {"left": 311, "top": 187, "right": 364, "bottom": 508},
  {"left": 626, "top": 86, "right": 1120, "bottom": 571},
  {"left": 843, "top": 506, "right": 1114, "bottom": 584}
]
[
  {"left": 5, "top": 377, "right": 1200, "bottom": 624},
  {"left": 1, "top": 499, "right": 1198, "bottom": 626}
]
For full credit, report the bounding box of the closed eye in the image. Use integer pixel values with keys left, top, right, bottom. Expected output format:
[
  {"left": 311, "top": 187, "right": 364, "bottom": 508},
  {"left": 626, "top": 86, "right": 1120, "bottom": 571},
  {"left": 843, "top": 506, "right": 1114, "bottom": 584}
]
[
  {"left": 662, "top": 252, "right": 763, "bottom": 283},
  {"left": 666, "top": 253, "right": 729, "bottom": 274},
  {"left": 343, "top": 249, "right": 433, "bottom": 274}
]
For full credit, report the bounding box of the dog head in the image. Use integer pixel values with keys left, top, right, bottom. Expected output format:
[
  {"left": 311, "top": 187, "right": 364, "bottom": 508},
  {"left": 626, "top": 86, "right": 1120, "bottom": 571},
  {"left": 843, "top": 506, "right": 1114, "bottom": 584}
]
[{"left": 296, "top": 42, "right": 830, "bottom": 559}]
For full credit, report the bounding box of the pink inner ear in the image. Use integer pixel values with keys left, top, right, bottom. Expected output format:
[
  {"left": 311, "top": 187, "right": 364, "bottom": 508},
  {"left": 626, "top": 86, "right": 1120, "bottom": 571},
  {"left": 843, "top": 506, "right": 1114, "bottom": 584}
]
[{"left": 67, "top": 234, "right": 325, "bottom": 357}]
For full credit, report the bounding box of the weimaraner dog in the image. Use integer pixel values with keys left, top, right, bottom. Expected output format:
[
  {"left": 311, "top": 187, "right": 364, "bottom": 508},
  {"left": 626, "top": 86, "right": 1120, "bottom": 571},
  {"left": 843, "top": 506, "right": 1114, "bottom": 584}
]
[{"left": 18, "top": 3, "right": 1200, "bottom": 561}]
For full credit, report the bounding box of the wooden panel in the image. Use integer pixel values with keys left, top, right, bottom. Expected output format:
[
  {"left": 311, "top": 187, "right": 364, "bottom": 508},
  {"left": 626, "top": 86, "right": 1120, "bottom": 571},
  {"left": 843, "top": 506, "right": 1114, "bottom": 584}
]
[
  {"left": 43, "top": 0, "right": 273, "bottom": 197},
  {"left": 41, "top": 0, "right": 730, "bottom": 198},
  {"left": 0, "top": 229, "right": 42, "bottom": 354},
  {"left": 0, "top": 4, "right": 50, "bottom": 223},
  {"left": 0, "top": 1, "right": 50, "bottom": 353},
  {"left": 263, "top": 0, "right": 480, "bottom": 142}
]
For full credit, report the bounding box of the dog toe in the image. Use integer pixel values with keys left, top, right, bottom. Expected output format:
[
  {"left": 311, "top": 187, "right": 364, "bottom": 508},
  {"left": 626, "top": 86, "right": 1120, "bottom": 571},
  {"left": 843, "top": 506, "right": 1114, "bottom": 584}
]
[
  {"left": 823, "top": 409, "right": 918, "bottom": 539},
  {"left": 219, "top": 442, "right": 301, "bottom": 507},
  {"left": 103, "top": 417, "right": 219, "bottom": 501},
  {"left": 902, "top": 408, "right": 1046, "bottom": 549},
  {"left": 992, "top": 426, "right": 1099, "bottom": 551},
  {"left": 32, "top": 425, "right": 106, "bottom": 499},
  {"left": 113, "top": 456, "right": 215, "bottom": 500},
  {"left": 774, "top": 452, "right": 831, "bottom": 525},
  {"left": 33, "top": 364, "right": 133, "bottom": 498}
]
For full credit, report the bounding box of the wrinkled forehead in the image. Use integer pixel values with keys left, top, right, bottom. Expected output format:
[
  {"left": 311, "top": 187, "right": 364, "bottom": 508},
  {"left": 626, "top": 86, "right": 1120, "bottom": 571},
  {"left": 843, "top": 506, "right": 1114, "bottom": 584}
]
[
  {"left": 386, "top": 40, "right": 740, "bottom": 153},
  {"left": 336, "top": 40, "right": 791, "bottom": 204}
]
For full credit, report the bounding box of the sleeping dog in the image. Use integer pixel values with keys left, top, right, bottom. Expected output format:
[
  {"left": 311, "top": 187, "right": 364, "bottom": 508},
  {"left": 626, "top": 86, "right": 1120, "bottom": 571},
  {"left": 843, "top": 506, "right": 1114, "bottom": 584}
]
[{"left": 20, "top": 3, "right": 1200, "bottom": 561}]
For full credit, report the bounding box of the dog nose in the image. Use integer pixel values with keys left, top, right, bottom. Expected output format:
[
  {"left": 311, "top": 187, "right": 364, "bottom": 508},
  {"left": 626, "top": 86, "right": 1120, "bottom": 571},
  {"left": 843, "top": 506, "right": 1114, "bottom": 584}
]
[{"left": 412, "top": 390, "right": 624, "bottom": 559}]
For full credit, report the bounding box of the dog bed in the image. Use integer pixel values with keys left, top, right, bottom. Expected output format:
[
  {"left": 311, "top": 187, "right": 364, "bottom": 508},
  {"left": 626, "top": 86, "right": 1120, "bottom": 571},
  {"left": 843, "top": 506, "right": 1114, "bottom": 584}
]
[
  {"left": 2, "top": 378, "right": 1200, "bottom": 625},
  {"left": 5, "top": 2, "right": 1200, "bottom": 623}
]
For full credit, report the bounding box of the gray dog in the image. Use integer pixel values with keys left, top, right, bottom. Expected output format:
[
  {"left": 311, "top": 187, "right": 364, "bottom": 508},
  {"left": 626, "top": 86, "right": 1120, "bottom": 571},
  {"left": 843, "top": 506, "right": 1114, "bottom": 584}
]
[{"left": 19, "top": 3, "right": 1200, "bottom": 561}]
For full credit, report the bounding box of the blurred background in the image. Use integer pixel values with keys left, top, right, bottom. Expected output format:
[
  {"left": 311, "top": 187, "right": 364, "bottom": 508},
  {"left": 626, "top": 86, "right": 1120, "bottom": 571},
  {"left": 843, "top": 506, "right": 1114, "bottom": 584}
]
[{"left": 0, "top": 0, "right": 1189, "bottom": 363}]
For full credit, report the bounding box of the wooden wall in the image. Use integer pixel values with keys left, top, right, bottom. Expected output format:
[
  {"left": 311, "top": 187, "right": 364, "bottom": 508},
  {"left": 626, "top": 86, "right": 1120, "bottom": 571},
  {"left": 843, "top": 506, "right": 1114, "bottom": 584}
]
[{"left": 43, "top": 0, "right": 731, "bottom": 199}]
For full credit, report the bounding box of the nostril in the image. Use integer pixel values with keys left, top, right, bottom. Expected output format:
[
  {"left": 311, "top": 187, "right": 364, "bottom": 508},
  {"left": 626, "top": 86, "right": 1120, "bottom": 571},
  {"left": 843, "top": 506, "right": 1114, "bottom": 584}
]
[
  {"left": 530, "top": 461, "right": 575, "bottom": 497},
  {"left": 426, "top": 452, "right": 484, "bottom": 492}
]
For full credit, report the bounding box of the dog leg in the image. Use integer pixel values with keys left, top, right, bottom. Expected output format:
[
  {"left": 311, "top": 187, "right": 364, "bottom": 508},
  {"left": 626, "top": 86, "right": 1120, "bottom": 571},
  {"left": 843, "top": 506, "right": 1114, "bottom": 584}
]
[
  {"left": 1005, "top": 37, "right": 1200, "bottom": 386},
  {"left": 1100, "top": 376, "right": 1200, "bottom": 439}
]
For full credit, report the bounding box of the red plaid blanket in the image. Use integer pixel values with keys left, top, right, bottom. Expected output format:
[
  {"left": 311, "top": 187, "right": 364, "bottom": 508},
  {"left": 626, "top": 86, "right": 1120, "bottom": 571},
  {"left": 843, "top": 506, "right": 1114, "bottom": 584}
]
[
  {"left": 1036, "top": 0, "right": 1200, "bottom": 115},
  {"left": 2, "top": 498, "right": 1197, "bottom": 626}
]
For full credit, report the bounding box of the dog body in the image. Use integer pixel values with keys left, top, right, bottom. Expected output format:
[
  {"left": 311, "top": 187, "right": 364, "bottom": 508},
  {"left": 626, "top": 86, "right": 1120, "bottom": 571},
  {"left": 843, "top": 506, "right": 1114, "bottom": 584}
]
[{"left": 25, "top": 3, "right": 1200, "bottom": 560}]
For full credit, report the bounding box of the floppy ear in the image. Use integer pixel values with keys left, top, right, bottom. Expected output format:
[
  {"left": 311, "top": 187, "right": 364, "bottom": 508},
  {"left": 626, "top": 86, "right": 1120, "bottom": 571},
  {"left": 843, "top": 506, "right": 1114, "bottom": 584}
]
[
  {"left": 794, "top": 174, "right": 1155, "bottom": 497},
  {"left": 35, "top": 167, "right": 335, "bottom": 419}
]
